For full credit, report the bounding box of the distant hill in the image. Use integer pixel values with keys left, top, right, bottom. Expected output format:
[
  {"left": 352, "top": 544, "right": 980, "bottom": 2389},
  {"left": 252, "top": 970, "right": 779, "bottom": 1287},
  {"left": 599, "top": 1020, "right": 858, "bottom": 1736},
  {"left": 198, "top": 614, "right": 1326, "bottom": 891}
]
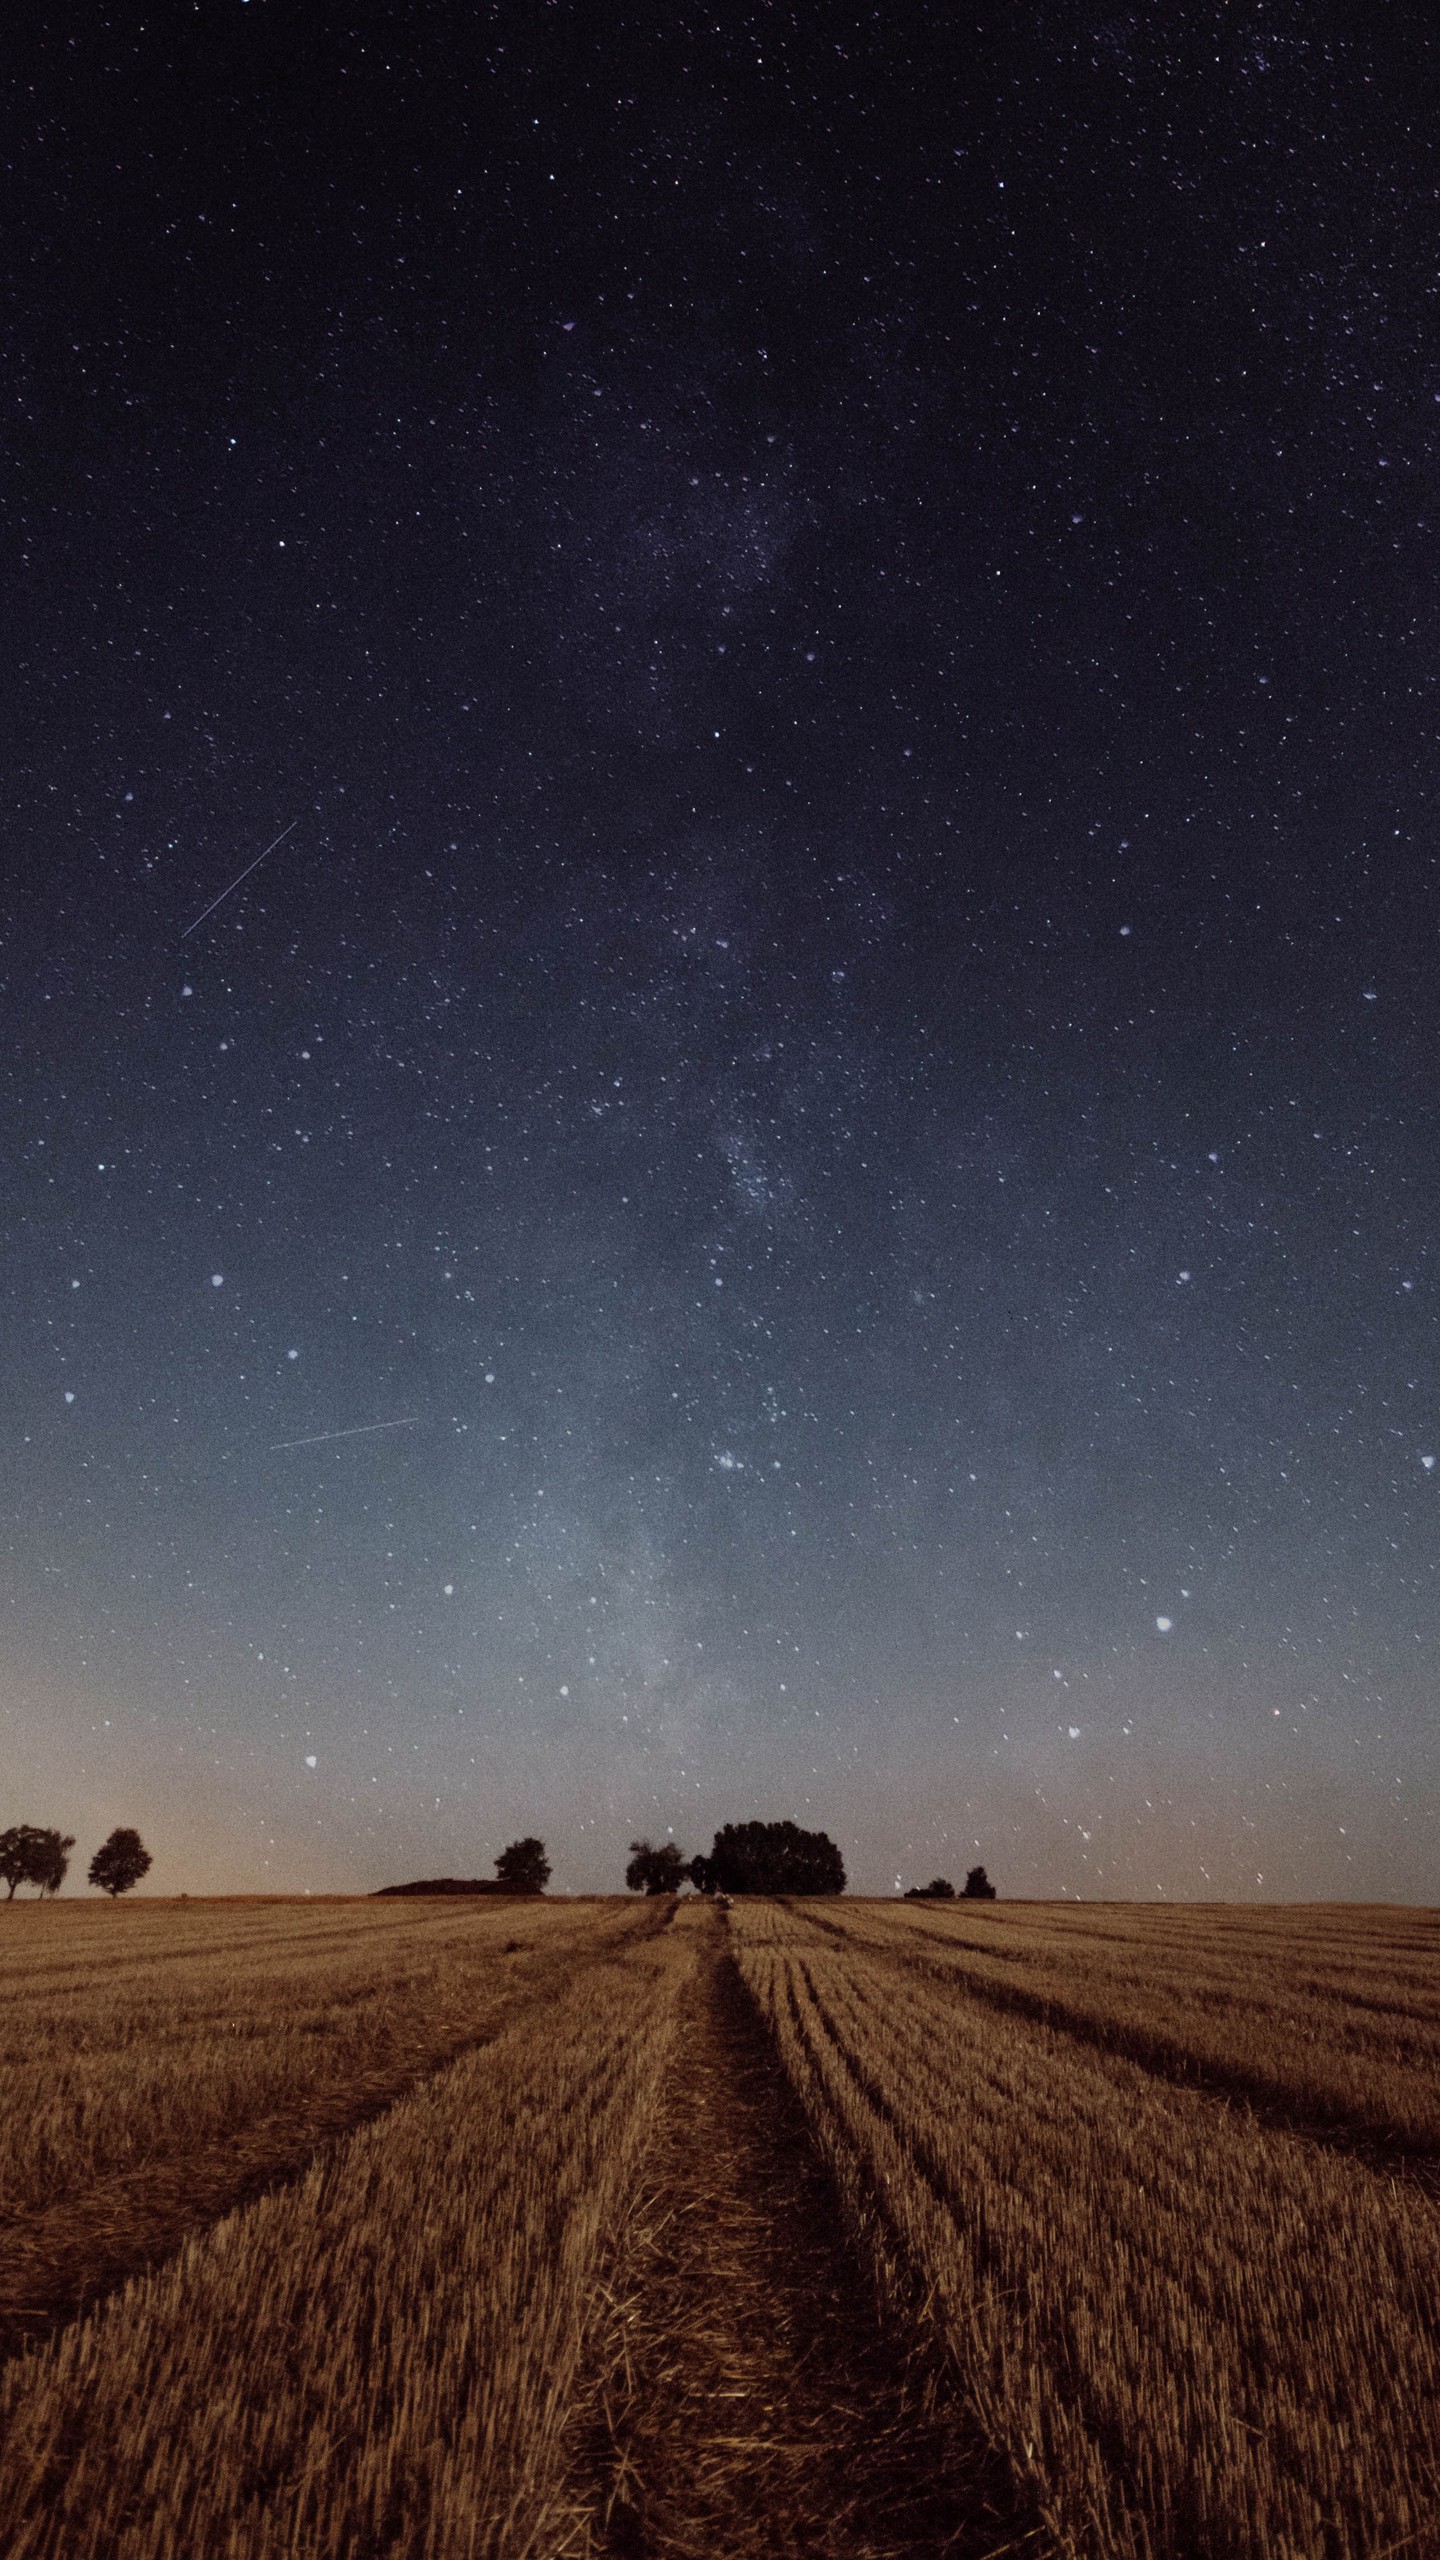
[{"left": 372, "top": 1877, "right": 543, "bottom": 1898}]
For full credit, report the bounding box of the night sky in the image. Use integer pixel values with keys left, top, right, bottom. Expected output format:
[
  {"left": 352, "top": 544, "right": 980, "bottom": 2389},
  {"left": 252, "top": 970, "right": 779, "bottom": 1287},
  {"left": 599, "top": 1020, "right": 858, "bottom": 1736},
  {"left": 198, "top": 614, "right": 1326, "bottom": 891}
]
[{"left": 5, "top": 4, "right": 1438, "bottom": 1900}]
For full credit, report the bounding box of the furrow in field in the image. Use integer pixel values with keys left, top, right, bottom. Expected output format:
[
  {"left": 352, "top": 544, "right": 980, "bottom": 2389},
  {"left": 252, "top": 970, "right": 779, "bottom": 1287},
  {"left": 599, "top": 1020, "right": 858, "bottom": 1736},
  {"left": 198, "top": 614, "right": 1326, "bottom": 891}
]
[
  {"left": 795, "top": 1900, "right": 1440, "bottom": 2162},
  {"left": 732, "top": 1899, "right": 1440, "bottom": 2560},
  {"left": 563, "top": 1902, "right": 1033, "bottom": 2560},
  {"left": 0, "top": 1898, "right": 656, "bottom": 2361},
  {"left": 0, "top": 1900, "right": 471, "bottom": 1999},
  {"left": 802, "top": 1909, "right": 1440, "bottom": 2178},
  {"left": 0, "top": 1912, "right": 687, "bottom": 2560},
  {"left": 0, "top": 1899, "right": 616, "bottom": 2219}
]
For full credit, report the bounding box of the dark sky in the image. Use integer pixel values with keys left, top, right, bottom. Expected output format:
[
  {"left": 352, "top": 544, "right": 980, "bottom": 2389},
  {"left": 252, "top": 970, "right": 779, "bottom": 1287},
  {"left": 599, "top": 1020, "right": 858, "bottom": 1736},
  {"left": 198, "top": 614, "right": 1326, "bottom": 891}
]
[{"left": 4, "top": 2, "right": 1438, "bottom": 1898}]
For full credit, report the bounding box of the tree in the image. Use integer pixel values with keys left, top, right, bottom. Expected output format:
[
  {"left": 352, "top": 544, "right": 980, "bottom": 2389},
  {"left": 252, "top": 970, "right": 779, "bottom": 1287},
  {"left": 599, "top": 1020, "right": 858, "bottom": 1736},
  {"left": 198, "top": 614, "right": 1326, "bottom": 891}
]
[
  {"left": 0, "top": 1829, "right": 33, "bottom": 1899},
  {"left": 625, "top": 1839, "right": 686, "bottom": 1895},
  {"left": 904, "top": 1876, "right": 955, "bottom": 1900},
  {"left": 37, "top": 1832, "right": 75, "bottom": 1896},
  {"left": 0, "top": 1825, "right": 74, "bottom": 1900},
  {"left": 693, "top": 1820, "right": 845, "bottom": 1897},
  {"left": 494, "top": 1836, "right": 550, "bottom": 1893},
  {"left": 88, "top": 1829, "right": 153, "bottom": 1898},
  {"left": 961, "top": 1864, "right": 997, "bottom": 1901}
]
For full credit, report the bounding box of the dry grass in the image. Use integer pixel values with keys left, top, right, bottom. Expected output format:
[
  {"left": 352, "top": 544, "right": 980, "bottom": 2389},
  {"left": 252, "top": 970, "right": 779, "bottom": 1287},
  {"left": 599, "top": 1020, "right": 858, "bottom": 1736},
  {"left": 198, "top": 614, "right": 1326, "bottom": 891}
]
[
  {"left": 0, "top": 1902, "right": 689, "bottom": 2560},
  {"left": 732, "top": 1898, "right": 1440, "bottom": 2560},
  {"left": 0, "top": 1895, "right": 639, "bottom": 2351}
]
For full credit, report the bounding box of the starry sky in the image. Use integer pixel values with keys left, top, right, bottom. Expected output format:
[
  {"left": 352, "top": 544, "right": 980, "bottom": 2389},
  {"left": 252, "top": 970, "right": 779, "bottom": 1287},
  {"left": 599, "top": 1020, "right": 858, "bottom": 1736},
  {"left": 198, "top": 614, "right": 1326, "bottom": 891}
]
[{"left": 4, "top": 3, "right": 1438, "bottom": 1900}]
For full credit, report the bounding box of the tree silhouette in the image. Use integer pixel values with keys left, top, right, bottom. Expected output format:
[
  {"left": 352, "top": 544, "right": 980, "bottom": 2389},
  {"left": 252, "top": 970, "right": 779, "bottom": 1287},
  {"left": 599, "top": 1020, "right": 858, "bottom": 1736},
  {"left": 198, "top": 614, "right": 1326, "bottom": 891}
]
[
  {"left": 494, "top": 1836, "right": 550, "bottom": 1892},
  {"left": 904, "top": 1876, "right": 955, "bottom": 1900},
  {"left": 625, "top": 1839, "right": 686, "bottom": 1894},
  {"left": 88, "top": 1829, "right": 153, "bottom": 1898},
  {"left": 0, "top": 1829, "right": 32, "bottom": 1900},
  {"left": 0, "top": 1825, "right": 74, "bottom": 1900},
  {"left": 691, "top": 1820, "right": 845, "bottom": 1896},
  {"left": 37, "top": 1832, "right": 75, "bottom": 1896},
  {"left": 961, "top": 1864, "right": 997, "bottom": 1900}
]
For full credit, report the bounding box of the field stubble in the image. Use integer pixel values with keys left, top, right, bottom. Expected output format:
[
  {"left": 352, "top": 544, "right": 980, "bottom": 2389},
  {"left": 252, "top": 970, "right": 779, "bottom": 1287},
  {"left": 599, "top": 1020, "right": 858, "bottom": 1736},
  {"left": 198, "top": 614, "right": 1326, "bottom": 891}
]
[
  {"left": 841, "top": 1898, "right": 1440, "bottom": 2160},
  {"left": 731, "top": 1898, "right": 1440, "bottom": 2560},
  {"left": 563, "top": 1909, "right": 1028, "bottom": 2560},
  {"left": 0, "top": 1895, "right": 1434, "bottom": 2560},
  {"left": 0, "top": 1894, "right": 631, "bottom": 2353},
  {"left": 0, "top": 1895, "right": 685, "bottom": 2559}
]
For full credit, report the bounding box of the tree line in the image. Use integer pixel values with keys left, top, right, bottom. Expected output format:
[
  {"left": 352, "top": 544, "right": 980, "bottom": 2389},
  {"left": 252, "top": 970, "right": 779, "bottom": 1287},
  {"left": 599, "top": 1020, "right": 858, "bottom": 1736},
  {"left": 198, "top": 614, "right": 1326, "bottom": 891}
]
[
  {"left": 904, "top": 1868, "right": 996, "bottom": 1901},
  {"left": 624, "top": 1821, "right": 998, "bottom": 1902},
  {"left": 375, "top": 1837, "right": 553, "bottom": 1898},
  {"left": 0, "top": 1826, "right": 152, "bottom": 1900},
  {"left": 626, "top": 1820, "right": 844, "bottom": 1896},
  {"left": 4, "top": 1814, "right": 994, "bottom": 1905}
]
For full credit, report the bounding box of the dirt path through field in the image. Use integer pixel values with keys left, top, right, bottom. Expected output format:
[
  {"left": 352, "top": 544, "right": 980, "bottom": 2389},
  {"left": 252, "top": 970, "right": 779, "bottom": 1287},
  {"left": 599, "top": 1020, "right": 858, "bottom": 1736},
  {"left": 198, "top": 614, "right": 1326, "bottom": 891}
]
[{"left": 574, "top": 1906, "right": 1028, "bottom": 2560}]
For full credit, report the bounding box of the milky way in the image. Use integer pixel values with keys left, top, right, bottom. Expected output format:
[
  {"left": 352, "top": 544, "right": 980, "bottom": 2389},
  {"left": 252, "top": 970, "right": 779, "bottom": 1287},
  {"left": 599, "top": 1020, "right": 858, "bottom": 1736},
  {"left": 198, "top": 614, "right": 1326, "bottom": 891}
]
[{"left": 4, "top": 6, "right": 1437, "bottom": 1897}]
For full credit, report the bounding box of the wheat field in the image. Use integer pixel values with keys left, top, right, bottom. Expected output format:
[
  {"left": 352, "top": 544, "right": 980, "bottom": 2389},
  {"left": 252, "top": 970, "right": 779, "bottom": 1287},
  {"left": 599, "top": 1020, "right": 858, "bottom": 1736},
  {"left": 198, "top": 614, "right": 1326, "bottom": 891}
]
[
  {"left": 0, "top": 1892, "right": 643, "bottom": 2358},
  {"left": 730, "top": 1898, "right": 1440, "bottom": 2560},
  {"left": 0, "top": 1895, "right": 633, "bottom": 2213},
  {"left": 824, "top": 1896, "right": 1440, "bottom": 2150},
  {"left": 0, "top": 1896, "right": 687, "bottom": 2559},
  {"left": 0, "top": 1893, "right": 1435, "bottom": 2558}
]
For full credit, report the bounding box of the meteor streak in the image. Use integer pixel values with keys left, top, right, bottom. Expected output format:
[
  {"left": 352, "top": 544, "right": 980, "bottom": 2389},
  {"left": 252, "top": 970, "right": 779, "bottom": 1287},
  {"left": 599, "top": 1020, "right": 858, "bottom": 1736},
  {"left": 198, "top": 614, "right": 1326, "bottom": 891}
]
[
  {"left": 270, "top": 1417, "right": 418, "bottom": 1452},
  {"left": 181, "top": 819, "right": 298, "bottom": 940}
]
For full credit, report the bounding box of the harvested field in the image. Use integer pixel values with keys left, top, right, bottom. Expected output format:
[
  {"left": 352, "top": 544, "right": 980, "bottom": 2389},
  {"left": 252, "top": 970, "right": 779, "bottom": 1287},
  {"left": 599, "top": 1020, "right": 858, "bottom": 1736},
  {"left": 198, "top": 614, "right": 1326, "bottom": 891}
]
[
  {"left": 0, "top": 1894, "right": 1435, "bottom": 2559},
  {"left": 0, "top": 1901, "right": 687, "bottom": 2560},
  {"left": 564, "top": 1902, "right": 1025, "bottom": 2558},
  {"left": 0, "top": 1894, "right": 640, "bottom": 2353},
  {"left": 830, "top": 1896, "right": 1440, "bottom": 2157},
  {"left": 732, "top": 1897, "right": 1440, "bottom": 2560}
]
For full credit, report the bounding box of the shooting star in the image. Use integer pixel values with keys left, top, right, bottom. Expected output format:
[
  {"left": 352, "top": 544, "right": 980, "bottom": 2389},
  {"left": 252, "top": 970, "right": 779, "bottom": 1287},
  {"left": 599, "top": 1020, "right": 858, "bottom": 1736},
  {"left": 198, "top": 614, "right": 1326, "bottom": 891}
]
[
  {"left": 270, "top": 1417, "right": 419, "bottom": 1452},
  {"left": 181, "top": 818, "right": 298, "bottom": 940}
]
